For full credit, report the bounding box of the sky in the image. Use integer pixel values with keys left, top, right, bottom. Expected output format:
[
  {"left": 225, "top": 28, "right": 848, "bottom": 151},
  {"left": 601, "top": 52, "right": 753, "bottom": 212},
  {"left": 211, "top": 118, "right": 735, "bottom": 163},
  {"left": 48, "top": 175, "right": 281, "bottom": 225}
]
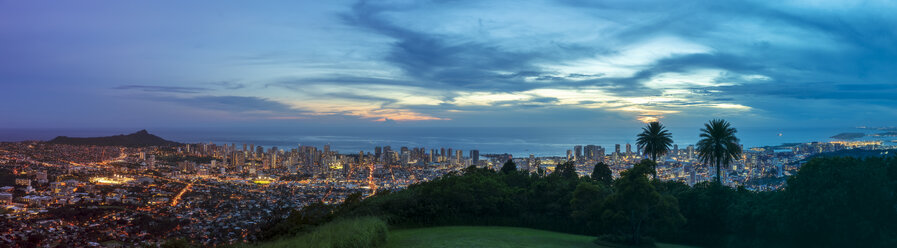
[{"left": 1, "top": 0, "right": 896, "bottom": 132}]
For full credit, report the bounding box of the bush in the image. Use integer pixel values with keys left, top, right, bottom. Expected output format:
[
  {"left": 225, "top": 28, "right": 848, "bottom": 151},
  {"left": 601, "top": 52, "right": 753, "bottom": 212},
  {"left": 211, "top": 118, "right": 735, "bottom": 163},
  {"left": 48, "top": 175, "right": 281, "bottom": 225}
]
[{"left": 256, "top": 216, "right": 388, "bottom": 248}]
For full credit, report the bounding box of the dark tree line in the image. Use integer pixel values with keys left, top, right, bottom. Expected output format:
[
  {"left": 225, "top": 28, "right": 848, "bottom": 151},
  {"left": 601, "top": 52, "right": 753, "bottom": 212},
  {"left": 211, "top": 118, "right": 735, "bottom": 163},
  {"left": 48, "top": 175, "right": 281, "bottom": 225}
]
[{"left": 261, "top": 156, "right": 897, "bottom": 247}]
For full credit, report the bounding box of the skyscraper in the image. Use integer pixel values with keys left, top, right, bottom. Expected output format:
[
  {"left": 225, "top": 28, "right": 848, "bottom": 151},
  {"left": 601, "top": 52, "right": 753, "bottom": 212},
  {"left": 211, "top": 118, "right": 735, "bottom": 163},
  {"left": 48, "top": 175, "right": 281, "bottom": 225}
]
[
  {"left": 430, "top": 149, "right": 435, "bottom": 163},
  {"left": 359, "top": 151, "right": 364, "bottom": 163},
  {"left": 470, "top": 150, "right": 479, "bottom": 165},
  {"left": 574, "top": 145, "right": 582, "bottom": 161},
  {"left": 687, "top": 145, "right": 695, "bottom": 160}
]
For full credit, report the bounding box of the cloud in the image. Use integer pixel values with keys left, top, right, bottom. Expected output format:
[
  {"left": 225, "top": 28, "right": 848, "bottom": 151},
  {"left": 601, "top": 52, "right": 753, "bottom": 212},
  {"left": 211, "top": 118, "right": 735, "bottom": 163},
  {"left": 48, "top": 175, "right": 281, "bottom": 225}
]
[
  {"left": 9, "top": 0, "right": 896, "bottom": 128},
  {"left": 330, "top": 0, "right": 897, "bottom": 125},
  {"left": 114, "top": 85, "right": 209, "bottom": 94},
  {"left": 170, "top": 96, "right": 296, "bottom": 113}
]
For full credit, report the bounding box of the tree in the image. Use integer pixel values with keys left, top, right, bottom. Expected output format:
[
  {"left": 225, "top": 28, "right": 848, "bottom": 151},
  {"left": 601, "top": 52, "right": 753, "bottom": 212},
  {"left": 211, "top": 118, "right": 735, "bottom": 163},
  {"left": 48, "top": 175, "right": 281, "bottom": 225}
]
[
  {"left": 636, "top": 121, "right": 673, "bottom": 178},
  {"left": 570, "top": 182, "right": 609, "bottom": 234},
  {"left": 552, "top": 161, "right": 577, "bottom": 179},
  {"left": 784, "top": 157, "right": 897, "bottom": 247},
  {"left": 600, "top": 160, "right": 684, "bottom": 245},
  {"left": 696, "top": 119, "right": 742, "bottom": 184},
  {"left": 591, "top": 162, "right": 613, "bottom": 186},
  {"left": 500, "top": 160, "right": 517, "bottom": 174}
]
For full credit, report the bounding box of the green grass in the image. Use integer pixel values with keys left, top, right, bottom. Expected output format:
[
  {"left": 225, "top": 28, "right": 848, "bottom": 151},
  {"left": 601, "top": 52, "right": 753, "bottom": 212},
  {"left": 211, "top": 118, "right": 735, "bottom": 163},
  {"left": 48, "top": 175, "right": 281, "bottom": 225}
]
[
  {"left": 386, "top": 226, "right": 697, "bottom": 248},
  {"left": 254, "top": 216, "right": 388, "bottom": 248},
  {"left": 252, "top": 222, "right": 698, "bottom": 248}
]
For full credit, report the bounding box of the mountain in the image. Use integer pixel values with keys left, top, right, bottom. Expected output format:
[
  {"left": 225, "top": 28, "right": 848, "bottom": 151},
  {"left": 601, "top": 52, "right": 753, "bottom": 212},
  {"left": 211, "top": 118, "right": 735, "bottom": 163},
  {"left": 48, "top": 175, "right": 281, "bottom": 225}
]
[
  {"left": 830, "top": 132, "right": 864, "bottom": 140},
  {"left": 47, "top": 130, "right": 181, "bottom": 147}
]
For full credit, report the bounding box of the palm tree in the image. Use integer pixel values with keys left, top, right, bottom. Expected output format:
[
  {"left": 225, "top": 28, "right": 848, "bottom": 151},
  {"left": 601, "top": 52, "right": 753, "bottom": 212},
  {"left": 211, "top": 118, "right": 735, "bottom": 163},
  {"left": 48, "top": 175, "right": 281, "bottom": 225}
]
[
  {"left": 696, "top": 119, "right": 742, "bottom": 184},
  {"left": 636, "top": 121, "right": 673, "bottom": 178}
]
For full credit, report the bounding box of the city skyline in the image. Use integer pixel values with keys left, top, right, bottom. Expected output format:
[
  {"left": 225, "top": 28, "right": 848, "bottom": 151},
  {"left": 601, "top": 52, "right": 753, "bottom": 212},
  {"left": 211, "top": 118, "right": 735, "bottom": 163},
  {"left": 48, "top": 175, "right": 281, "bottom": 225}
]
[
  {"left": 2, "top": 1, "right": 897, "bottom": 131},
  {"left": 2, "top": 1, "right": 895, "bottom": 247}
]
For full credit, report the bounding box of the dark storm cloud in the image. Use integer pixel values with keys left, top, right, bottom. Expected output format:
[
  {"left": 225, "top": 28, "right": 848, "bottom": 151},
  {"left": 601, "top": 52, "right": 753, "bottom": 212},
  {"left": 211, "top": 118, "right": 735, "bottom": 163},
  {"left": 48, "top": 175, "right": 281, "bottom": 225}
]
[
  {"left": 341, "top": 0, "right": 606, "bottom": 91},
  {"left": 718, "top": 82, "right": 897, "bottom": 102},
  {"left": 341, "top": 0, "right": 897, "bottom": 97}
]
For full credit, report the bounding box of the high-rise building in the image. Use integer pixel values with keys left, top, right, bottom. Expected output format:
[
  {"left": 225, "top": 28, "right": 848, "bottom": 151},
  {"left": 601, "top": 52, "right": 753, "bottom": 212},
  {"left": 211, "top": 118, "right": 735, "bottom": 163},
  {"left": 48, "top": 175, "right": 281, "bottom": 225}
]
[
  {"left": 470, "top": 150, "right": 479, "bottom": 165},
  {"left": 585, "top": 145, "right": 598, "bottom": 161},
  {"left": 401, "top": 150, "right": 410, "bottom": 165},
  {"left": 375, "top": 146, "right": 382, "bottom": 159},
  {"left": 687, "top": 145, "right": 695, "bottom": 160},
  {"left": 358, "top": 151, "right": 364, "bottom": 163},
  {"left": 626, "top": 143, "right": 632, "bottom": 156},
  {"left": 430, "top": 149, "right": 436, "bottom": 163},
  {"left": 615, "top": 144, "right": 621, "bottom": 155},
  {"left": 455, "top": 149, "right": 463, "bottom": 163},
  {"left": 566, "top": 150, "right": 573, "bottom": 161},
  {"left": 574, "top": 145, "right": 583, "bottom": 161}
]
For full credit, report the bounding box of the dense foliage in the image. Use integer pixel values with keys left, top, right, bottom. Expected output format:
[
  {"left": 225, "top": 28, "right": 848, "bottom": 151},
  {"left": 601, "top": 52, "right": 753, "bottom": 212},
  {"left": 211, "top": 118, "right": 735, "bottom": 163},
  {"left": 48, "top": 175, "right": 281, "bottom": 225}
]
[{"left": 262, "top": 156, "right": 897, "bottom": 247}]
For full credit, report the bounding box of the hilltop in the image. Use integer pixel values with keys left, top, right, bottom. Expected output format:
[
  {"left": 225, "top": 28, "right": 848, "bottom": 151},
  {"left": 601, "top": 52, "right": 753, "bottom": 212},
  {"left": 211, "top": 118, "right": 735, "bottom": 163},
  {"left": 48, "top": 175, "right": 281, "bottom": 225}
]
[{"left": 47, "top": 130, "right": 181, "bottom": 147}]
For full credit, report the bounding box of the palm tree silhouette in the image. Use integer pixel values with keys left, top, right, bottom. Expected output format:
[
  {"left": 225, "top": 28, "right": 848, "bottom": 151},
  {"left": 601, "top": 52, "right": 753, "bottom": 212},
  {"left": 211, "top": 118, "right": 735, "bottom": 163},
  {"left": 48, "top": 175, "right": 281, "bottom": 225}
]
[
  {"left": 696, "top": 119, "right": 742, "bottom": 184},
  {"left": 636, "top": 121, "right": 673, "bottom": 178}
]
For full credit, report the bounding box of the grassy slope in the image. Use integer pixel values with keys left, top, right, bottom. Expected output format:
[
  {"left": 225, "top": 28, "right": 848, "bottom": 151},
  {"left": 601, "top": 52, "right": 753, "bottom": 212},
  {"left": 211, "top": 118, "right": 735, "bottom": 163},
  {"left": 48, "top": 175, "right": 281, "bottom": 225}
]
[
  {"left": 254, "top": 217, "right": 388, "bottom": 248},
  {"left": 387, "top": 226, "right": 697, "bottom": 248}
]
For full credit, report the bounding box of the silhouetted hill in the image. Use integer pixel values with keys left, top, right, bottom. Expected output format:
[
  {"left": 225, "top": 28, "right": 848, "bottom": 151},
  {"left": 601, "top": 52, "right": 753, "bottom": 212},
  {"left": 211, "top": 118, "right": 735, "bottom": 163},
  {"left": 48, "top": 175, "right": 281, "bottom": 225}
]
[
  {"left": 830, "top": 132, "right": 864, "bottom": 140},
  {"left": 47, "top": 130, "right": 181, "bottom": 147}
]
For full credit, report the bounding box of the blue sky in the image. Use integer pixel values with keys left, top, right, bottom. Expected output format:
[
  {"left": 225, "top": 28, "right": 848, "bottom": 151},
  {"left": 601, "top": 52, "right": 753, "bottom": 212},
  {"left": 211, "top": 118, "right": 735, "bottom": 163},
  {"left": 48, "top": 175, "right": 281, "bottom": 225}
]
[{"left": 1, "top": 0, "right": 896, "bottom": 130}]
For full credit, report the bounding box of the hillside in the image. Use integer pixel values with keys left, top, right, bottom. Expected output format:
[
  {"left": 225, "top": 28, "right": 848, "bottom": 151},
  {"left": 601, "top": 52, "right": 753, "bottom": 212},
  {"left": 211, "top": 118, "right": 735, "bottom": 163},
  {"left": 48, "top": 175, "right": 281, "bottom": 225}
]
[
  {"left": 255, "top": 158, "right": 897, "bottom": 248},
  {"left": 47, "top": 130, "right": 181, "bottom": 147},
  {"left": 387, "top": 226, "right": 697, "bottom": 248},
  {"left": 255, "top": 223, "right": 697, "bottom": 248}
]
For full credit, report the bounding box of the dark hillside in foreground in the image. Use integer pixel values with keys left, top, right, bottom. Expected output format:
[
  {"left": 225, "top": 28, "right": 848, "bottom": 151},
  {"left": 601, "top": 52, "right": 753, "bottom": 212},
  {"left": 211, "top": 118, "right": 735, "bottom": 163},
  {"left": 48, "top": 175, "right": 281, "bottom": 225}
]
[
  {"left": 257, "top": 157, "right": 897, "bottom": 248},
  {"left": 47, "top": 130, "right": 181, "bottom": 147}
]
